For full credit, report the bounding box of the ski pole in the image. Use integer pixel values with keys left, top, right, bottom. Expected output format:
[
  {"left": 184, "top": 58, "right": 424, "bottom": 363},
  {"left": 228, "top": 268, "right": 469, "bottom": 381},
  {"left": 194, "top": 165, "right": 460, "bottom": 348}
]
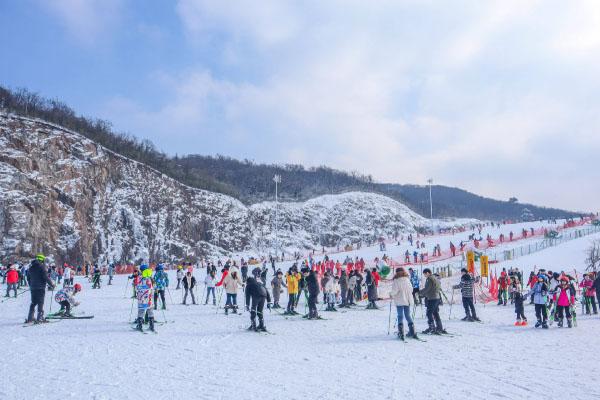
[
  {"left": 128, "top": 295, "right": 135, "bottom": 323},
  {"left": 161, "top": 306, "right": 168, "bottom": 324},
  {"left": 387, "top": 297, "right": 393, "bottom": 335},
  {"left": 48, "top": 288, "right": 54, "bottom": 314},
  {"left": 449, "top": 288, "right": 455, "bottom": 320},
  {"left": 166, "top": 287, "right": 174, "bottom": 305},
  {"left": 123, "top": 277, "right": 130, "bottom": 298}
]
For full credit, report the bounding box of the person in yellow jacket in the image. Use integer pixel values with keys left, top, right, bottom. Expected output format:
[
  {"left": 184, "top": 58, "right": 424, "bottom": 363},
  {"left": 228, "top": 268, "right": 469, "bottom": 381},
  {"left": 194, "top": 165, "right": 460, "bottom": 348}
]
[{"left": 284, "top": 269, "right": 299, "bottom": 315}]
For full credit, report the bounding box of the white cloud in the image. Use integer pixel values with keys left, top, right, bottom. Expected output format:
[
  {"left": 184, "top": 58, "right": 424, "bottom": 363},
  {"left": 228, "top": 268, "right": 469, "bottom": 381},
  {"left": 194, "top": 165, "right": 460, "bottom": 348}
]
[
  {"left": 103, "top": 1, "right": 600, "bottom": 211},
  {"left": 42, "top": 0, "right": 123, "bottom": 45}
]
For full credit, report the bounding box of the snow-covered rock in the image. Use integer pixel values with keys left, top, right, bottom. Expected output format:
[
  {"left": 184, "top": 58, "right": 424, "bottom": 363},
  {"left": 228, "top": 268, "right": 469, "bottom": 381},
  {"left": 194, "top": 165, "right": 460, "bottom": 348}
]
[{"left": 0, "top": 113, "right": 428, "bottom": 264}]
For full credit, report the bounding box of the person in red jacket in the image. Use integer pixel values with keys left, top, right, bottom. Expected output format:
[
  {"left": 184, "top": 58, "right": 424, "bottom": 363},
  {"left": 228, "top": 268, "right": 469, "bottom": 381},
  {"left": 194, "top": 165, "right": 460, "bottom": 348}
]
[
  {"left": 5, "top": 265, "right": 19, "bottom": 297},
  {"left": 215, "top": 266, "right": 229, "bottom": 288},
  {"left": 497, "top": 274, "right": 509, "bottom": 306},
  {"left": 372, "top": 268, "right": 380, "bottom": 287}
]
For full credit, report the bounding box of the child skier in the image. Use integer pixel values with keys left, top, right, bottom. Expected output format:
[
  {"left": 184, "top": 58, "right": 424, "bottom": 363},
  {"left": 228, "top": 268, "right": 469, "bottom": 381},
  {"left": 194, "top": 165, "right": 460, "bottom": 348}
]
[
  {"left": 153, "top": 264, "right": 169, "bottom": 310},
  {"left": 222, "top": 267, "right": 242, "bottom": 314},
  {"left": 525, "top": 275, "right": 549, "bottom": 329},
  {"left": 92, "top": 265, "right": 101, "bottom": 289},
  {"left": 176, "top": 265, "right": 184, "bottom": 289},
  {"left": 555, "top": 277, "right": 576, "bottom": 328},
  {"left": 580, "top": 274, "right": 598, "bottom": 315},
  {"left": 453, "top": 268, "right": 479, "bottom": 322},
  {"left": 510, "top": 277, "right": 527, "bottom": 326},
  {"left": 270, "top": 270, "right": 284, "bottom": 309},
  {"left": 135, "top": 265, "right": 156, "bottom": 332},
  {"left": 244, "top": 276, "right": 271, "bottom": 332},
  {"left": 204, "top": 270, "right": 217, "bottom": 305},
  {"left": 54, "top": 283, "right": 82, "bottom": 316}
]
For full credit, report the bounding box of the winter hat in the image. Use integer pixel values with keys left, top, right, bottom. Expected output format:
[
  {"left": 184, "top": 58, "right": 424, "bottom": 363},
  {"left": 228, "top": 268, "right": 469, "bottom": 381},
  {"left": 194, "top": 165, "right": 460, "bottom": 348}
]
[
  {"left": 36, "top": 254, "right": 45, "bottom": 262},
  {"left": 423, "top": 268, "right": 432, "bottom": 274},
  {"left": 461, "top": 268, "right": 468, "bottom": 273}
]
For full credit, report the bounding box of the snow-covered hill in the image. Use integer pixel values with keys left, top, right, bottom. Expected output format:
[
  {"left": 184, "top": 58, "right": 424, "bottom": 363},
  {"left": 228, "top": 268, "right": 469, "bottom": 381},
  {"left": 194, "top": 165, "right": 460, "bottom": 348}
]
[{"left": 0, "top": 113, "right": 431, "bottom": 264}]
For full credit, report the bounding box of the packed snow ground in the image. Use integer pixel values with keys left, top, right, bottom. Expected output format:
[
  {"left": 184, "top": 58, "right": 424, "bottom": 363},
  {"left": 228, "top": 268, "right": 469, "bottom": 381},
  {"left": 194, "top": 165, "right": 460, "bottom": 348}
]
[{"left": 2, "top": 226, "right": 599, "bottom": 400}]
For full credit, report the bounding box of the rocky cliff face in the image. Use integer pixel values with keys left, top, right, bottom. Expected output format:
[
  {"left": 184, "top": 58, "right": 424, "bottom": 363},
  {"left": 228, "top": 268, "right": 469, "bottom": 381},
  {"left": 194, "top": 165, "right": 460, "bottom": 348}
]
[{"left": 0, "top": 113, "right": 427, "bottom": 265}]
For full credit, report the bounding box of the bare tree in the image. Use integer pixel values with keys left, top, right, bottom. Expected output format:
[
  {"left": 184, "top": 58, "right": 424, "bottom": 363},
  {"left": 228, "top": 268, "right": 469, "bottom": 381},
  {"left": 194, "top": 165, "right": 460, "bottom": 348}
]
[{"left": 586, "top": 239, "right": 600, "bottom": 272}]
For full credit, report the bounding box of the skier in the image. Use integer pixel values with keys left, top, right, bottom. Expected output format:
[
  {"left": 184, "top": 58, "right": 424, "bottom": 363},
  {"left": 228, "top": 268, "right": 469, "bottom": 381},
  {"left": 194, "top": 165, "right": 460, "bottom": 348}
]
[
  {"left": 153, "top": 264, "right": 169, "bottom": 310},
  {"left": 182, "top": 270, "right": 197, "bottom": 305},
  {"left": 270, "top": 270, "right": 284, "bottom": 309},
  {"left": 176, "top": 266, "right": 184, "bottom": 289},
  {"left": 204, "top": 270, "right": 217, "bottom": 305},
  {"left": 390, "top": 267, "right": 418, "bottom": 340},
  {"left": 25, "top": 254, "right": 55, "bottom": 324},
  {"left": 452, "top": 268, "right": 479, "bottom": 322},
  {"left": 510, "top": 276, "right": 527, "bottom": 325},
  {"left": 497, "top": 273, "right": 508, "bottom": 306},
  {"left": 580, "top": 274, "right": 597, "bottom": 315},
  {"left": 419, "top": 268, "right": 446, "bottom": 334},
  {"left": 338, "top": 270, "right": 348, "bottom": 308},
  {"left": 347, "top": 270, "right": 357, "bottom": 306},
  {"left": 365, "top": 270, "right": 378, "bottom": 309},
  {"left": 244, "top": 276, "right": 271, "bottom": 332},
  {"left": 54, "top": 283, "right": 81, "bottom": 317},
  {"left": 92, "top": 265, "right": 101, "bottom": 289},
  {"left": 222, "top": 267, "right": 242, "bottom": 314},
  {"left": 107, "top": 263, "right": 115, "bottom": 285},
  {"left": 408, "top": 268, "right": 420, "bottom": 305},
  {"left": 284, "top": 268, "right": 299, "bottom": 315},
  {"left": 134, "top": 265, "right": 156, "bottom": 332},
  {"left": 5, "top": 264, "right": 18, "bottom": 298},
  {"left": 525, "top": 274, "right": 549, "bottom": 329},
  {"left": 554, "top": 277, "right": 575, "bottom": 328},
  {"left": 324, "top": 272, "right": 337, "bottom": 311},
  {"left": 128, "top": 268, "right": 140, "bottom": 298},
  {"left": 305, "top": 269, "right": 320, "bottom": 319}
]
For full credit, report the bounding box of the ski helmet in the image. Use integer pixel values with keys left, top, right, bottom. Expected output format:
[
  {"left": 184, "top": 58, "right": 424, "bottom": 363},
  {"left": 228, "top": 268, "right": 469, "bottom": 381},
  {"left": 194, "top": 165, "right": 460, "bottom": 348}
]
[
  {"left": 36, "top": 254, "right": 45, "bottom": 262},
  {"left": 142, "top": 268, "right": 152, "bottom": 278},
  {"left": 156, "top": 264, "right": 164, "bottom": 271},
  {"left": 74, "top": 283, "right": 82, "bottom": 292},
  {"left": 140, "top": 264, "right": 149, "bottom": 272}
]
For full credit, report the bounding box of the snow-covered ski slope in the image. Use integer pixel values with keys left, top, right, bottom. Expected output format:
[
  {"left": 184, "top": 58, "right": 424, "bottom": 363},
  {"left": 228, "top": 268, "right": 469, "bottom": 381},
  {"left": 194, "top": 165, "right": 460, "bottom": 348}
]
[{"left": 2, "top": 223, "right": 599, "bottom": 400}]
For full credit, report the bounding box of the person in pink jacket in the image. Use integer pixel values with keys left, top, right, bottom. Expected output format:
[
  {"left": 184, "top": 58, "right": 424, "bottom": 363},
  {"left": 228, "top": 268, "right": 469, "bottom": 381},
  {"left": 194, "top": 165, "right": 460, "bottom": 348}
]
[
  {"left": 580, "top": 274, "right": 598, "bottom": 315},
  {"left": 555, "top": 277, "right": 576, "bottom": 328}
]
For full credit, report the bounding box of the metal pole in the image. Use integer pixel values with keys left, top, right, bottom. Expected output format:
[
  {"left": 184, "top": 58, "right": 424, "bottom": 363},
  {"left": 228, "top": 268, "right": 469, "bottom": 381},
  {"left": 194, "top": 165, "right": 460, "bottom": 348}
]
[
  {"left": 273, "top": 174, "right": 281, "bottom": 261},
  {"left": 428, "top": 178, "right": 434, "bottom": 234}
]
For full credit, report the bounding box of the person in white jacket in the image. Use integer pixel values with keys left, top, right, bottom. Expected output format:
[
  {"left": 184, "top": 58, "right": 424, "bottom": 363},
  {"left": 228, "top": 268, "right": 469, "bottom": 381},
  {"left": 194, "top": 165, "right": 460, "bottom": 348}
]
[
  {"left": 223, "top": 267, "right": 243, "bottom": 314},
  {"left": 389, "top": 267, "right": 418, "bottom": 340},
  {"left": 62, "top": 266, "right": 72, "bottom": 288},
  {"left": 204, "top": 270, "right": 217, "bottom": 305},
  {"left": 324, "top": 272, "right": 337, "bottom": 311}
]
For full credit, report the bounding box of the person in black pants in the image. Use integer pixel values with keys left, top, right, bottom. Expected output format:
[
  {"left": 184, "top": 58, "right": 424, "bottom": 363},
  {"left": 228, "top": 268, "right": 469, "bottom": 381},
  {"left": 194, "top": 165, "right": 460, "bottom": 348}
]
[
  {"left": 453, "top": 268, "right": 480, "bottom": 321},
  {"left": 245, "top": 277, "right": 271, "bottom": 331},
  {"left": 419, "top": 268, "right": 445, "bottom": 334},
  {"left": 25, "top": 254, "right": 55, "bottom": 323},
  {"left": 306, "top": 270, "right": 320, "bottom": 319}
]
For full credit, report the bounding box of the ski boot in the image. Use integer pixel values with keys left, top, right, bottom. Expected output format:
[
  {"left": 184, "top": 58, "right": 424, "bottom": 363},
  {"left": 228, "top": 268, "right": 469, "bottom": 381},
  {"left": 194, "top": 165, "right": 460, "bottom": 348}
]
[
  {"left": 542, "top": 321, "right": 549, "bottom": 329},
  {"left": 224, "top": 305, "right": 229, "bottom": 315},
  {"left": 535, "top": 320, "right": 542, "bottom": 328},
  {"left": 148, "top": 317, "right": 156, "bottom": 332},
  {"left": 557, "top": 318, "right": 563, "bottom": 328},
  {"left": 514, "top": 319, "right": 521, "bottom": 326},
  {"left": 247, "top": 319, "right": 257, "bottom": 331},
  {"left": 461, "top": 316, "right": 470, "bottom": 321},
  {"left": 467, "top": 316, "right": 474, "bottom": 322},
  {"left": 521, "top": 319, "right": 528, "bottom": 326},
  {"left": 232, "top": 306, "right": 238, "bottom": 314},
  {"left": 422, "top": 323, "right": 435, "bottom": 334},
  {"left": 257, "top": 318, "right": 267, "bottom": 332},
  {"left": 435, "top": 327, "right": 448, "bottom": 335},
  {"left": 135, "top": 318, "right": 144, "bottom": 332},
  {"left": 407, "top": 323, "right": 419, "bottom": 340},
  {"left": 567, "top": 318, "right": 572, "bottom": 328},
  {"left": 397, "top": 323, "right": 405, "bottom": 341},
  {"left": 473, "top": 316, "right": 481, "bottom": 322}
]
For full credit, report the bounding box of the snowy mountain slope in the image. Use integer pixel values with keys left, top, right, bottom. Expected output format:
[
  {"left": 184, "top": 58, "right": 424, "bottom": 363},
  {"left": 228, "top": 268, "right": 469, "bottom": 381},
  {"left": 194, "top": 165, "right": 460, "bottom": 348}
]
[{"left": 0, "top": 113, "right": 430, "bottom": 264}]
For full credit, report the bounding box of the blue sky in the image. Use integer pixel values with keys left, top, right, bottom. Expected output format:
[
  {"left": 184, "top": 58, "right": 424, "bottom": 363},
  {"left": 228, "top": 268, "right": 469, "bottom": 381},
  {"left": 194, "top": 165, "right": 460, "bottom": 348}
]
[{"left": 1, "top": 0, "right": 599, "bottom": 212}]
